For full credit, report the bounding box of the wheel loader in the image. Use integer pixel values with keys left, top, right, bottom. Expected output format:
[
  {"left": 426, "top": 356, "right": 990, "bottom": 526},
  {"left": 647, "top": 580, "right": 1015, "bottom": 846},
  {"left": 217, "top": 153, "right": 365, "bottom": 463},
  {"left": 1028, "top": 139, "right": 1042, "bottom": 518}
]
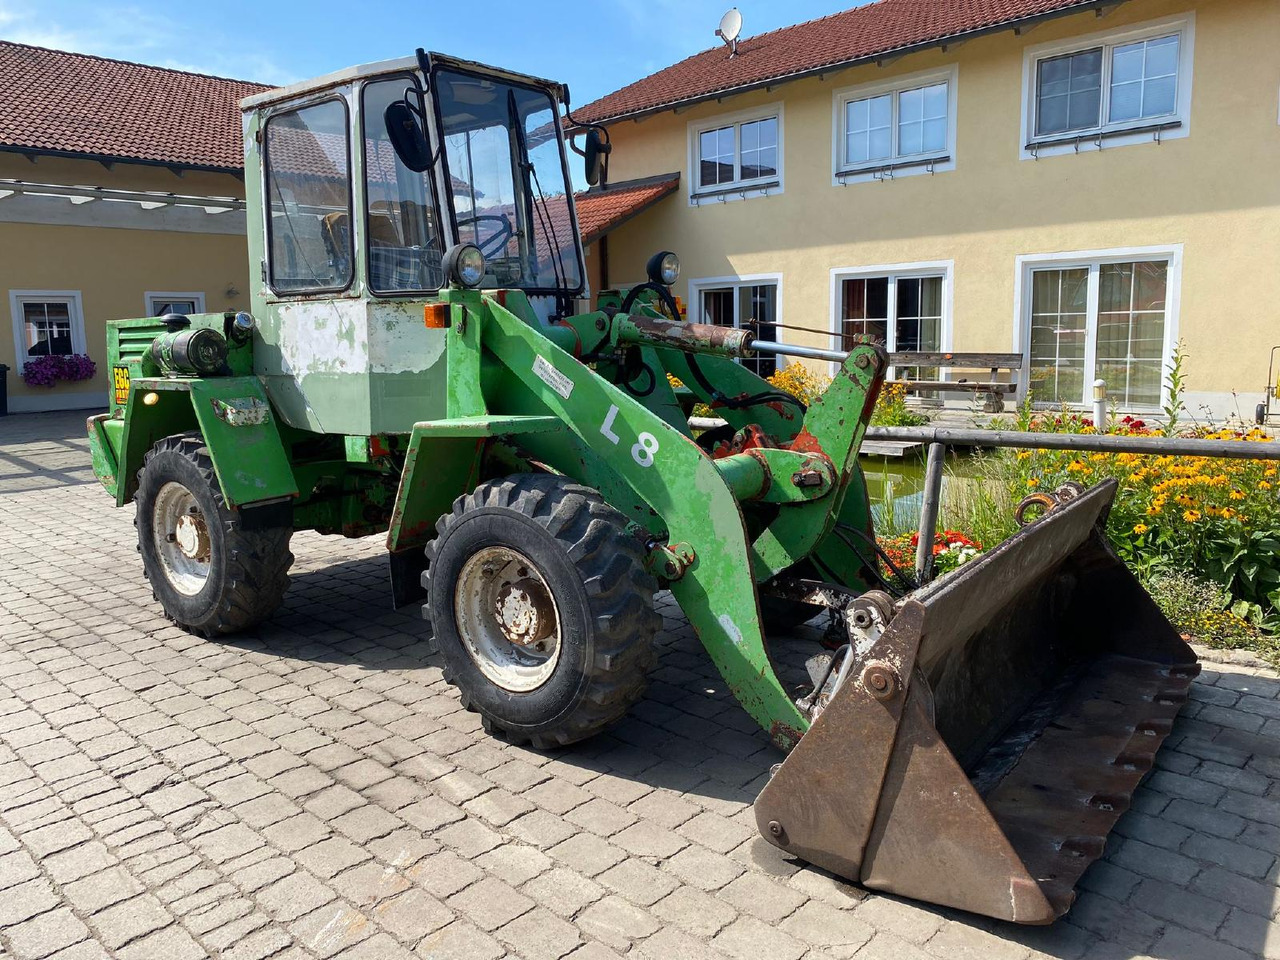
[{"left": 86, "top": 50, "right": 1198, "bottom": 924}]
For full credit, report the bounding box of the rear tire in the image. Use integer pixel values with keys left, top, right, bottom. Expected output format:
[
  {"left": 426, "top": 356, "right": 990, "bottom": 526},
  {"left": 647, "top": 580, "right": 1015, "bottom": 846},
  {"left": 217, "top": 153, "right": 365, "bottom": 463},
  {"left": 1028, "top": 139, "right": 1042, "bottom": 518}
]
[
  {"left": 135, "top": 433, "right": 293, "bottom": 636},
  {"left": 424, "top": 474, "right": 659, "bottom": 747}
]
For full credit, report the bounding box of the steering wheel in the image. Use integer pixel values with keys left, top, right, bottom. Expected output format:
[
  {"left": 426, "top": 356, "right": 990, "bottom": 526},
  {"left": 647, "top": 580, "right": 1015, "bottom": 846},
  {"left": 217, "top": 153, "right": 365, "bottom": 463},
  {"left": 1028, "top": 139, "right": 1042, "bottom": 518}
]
[{"left": 456, "top": 214, "right": 514, "bottom": 259}]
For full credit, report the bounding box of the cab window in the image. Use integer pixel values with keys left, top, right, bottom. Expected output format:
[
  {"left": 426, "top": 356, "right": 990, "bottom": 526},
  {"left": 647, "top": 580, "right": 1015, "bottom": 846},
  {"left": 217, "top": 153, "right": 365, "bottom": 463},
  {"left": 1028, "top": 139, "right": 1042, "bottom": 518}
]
[
  {"left": 264, "top": 98, "right": 353, "bottom": 293},
  {"left": 362, "top": 77, "right": 445, "bottom": 294}
]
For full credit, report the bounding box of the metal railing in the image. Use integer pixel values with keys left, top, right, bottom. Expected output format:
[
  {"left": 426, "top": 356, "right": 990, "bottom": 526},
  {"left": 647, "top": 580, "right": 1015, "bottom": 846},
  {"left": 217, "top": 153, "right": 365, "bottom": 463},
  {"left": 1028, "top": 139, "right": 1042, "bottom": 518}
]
[
  {"left": 689, "top": 415, "right": 1279, "bottom": 583},
  {"left": 865, "top": 426, "right": 1280, "bottom": 582}
]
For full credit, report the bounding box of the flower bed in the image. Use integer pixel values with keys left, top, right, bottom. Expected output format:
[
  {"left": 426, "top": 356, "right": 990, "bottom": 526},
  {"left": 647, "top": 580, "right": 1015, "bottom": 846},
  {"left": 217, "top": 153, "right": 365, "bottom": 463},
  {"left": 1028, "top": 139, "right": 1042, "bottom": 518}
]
[
  {"left": 21, "top": 354, "right": 96, "bottom": 388},
  {"left": 948, "top": 400, "right": 1280, "bottom": 663}
]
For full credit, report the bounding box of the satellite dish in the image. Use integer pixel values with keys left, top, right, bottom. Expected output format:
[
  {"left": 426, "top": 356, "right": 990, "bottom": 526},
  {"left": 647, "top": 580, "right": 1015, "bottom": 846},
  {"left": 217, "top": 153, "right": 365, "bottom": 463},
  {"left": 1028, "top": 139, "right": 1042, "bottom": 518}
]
[{"left": 716, "top": 8, "right": 742, "bottom": 57}]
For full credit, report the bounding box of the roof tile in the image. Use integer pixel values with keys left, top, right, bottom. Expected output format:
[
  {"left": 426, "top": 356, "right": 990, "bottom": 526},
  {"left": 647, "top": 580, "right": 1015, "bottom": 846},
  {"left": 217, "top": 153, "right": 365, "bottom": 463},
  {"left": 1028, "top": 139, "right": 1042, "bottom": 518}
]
[
  {"left": 0, "top": 41, "right": 270, "bottom": 170},
  {"left": 574, "top": 0, "right": 1100, "bottom": 124}
]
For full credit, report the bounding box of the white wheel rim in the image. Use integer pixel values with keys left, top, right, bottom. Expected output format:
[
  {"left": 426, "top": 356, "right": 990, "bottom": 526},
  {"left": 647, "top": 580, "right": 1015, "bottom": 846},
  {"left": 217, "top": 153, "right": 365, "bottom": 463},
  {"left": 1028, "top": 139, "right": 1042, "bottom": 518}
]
[
  {"left": 152, "top": 481, "right": 211, "bottom": 596},
  {"left": 454, "top": 546, "right": 562, "bottom": 693}
]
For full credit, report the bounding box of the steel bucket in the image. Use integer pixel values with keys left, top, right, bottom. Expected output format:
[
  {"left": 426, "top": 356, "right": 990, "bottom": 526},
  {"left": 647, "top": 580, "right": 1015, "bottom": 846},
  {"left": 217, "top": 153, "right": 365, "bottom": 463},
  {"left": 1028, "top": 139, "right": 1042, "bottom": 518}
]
[{"left": 754, "top": 479, "right": 1199, "bottom": 924}]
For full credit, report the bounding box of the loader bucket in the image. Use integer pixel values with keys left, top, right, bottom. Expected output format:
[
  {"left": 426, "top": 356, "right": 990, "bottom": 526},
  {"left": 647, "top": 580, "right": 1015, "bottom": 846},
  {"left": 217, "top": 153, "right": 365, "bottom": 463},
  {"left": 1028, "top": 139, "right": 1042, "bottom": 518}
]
[{"left": 754, "top": 479, "right": 1199, "bottom": 924}]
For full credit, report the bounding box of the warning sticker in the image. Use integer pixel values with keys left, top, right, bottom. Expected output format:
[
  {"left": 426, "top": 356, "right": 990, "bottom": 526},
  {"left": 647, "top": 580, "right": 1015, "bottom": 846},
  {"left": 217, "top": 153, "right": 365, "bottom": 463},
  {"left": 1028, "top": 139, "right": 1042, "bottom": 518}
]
[
  {"left": 112, "top": 365, "right": 130, "bottom": 407},
  {"left": 533, "top": 355, "right": 574, "bottom": 400}
]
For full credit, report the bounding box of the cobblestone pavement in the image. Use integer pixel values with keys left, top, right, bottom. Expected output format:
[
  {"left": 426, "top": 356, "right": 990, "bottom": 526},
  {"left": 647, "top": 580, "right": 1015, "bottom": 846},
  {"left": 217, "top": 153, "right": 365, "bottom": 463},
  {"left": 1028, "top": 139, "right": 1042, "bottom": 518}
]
[{"left": 1, "top": 411, "right": 1278, "bottom": 960}]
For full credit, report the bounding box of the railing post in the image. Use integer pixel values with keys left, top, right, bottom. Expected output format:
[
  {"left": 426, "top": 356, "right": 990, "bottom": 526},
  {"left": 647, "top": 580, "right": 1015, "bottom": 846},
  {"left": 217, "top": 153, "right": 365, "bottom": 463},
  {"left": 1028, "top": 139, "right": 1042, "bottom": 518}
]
[{"left": 915, "top": 442, "right": 946, "bottom": 585}]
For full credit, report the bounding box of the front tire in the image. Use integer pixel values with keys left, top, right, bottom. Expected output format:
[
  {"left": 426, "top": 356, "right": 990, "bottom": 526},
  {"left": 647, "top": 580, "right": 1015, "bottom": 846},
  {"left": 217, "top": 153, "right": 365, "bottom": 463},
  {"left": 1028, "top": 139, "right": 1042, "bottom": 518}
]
[
  {"left": 424, "top": 474, "right": 659, "bottom": 747},
  {"left": 135, "top": 433, "right": 293, "bottom": 635}
]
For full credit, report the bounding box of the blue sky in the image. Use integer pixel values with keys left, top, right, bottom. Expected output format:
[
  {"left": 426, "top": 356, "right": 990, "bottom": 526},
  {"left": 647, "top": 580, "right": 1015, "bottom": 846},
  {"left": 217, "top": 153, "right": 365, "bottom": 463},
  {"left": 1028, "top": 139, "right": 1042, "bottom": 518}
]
[{"left": 0, "top": 0, "right": 862, "bottom": 106}]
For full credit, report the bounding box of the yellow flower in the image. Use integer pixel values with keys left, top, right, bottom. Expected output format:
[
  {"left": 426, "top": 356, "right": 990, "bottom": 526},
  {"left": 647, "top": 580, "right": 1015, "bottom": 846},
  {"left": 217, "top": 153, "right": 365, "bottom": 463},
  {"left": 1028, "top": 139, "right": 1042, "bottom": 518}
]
[
  {"left": 1147, "top": 503, "right": 1162, "bottom": 516},
  {"left": 1230, "top": 489, "right": 1245, "bottom": 501},
  {"left": 1027, "top": 477, "right": 1039, "bottom": 488},
  {"left": 1133, "top": 523, "right": 1149, "bottom": 535},
  {"left": 1016, "top": 451, "right": 1031, "bottom": 461},
  {"left": 1261, "top": 480, "right": 1272, "bottom": 490},
  {"left": 1265, "top": 467, "right": 1276, "bottom": 478},
  {"left": 1183, "top": 509, "right": 1201, "bottom": 522},
  {"left": 1066, "top": 460, "right": 1086, "bottom": 473}
]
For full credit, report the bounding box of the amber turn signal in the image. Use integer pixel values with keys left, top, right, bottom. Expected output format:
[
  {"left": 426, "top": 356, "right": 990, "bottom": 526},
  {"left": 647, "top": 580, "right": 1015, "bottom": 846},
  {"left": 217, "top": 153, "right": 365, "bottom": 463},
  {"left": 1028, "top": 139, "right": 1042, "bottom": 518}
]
[{"left": 423, "top": 302, "right": 450, "bottom": 329}]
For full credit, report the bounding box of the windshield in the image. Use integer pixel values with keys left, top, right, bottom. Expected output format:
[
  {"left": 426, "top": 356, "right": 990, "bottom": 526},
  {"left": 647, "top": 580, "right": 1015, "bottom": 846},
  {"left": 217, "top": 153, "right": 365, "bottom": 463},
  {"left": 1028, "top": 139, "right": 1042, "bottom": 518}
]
[{"left": 434, "top": 67, "right": 583, "bottom": 294}]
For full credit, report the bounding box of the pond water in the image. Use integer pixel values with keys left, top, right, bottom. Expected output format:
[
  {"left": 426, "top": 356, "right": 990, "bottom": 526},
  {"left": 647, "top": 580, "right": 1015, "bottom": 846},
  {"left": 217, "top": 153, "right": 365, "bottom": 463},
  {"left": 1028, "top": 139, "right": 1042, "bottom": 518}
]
[{"left": 861, "top": 451, "right": 979, "bottom": 534}]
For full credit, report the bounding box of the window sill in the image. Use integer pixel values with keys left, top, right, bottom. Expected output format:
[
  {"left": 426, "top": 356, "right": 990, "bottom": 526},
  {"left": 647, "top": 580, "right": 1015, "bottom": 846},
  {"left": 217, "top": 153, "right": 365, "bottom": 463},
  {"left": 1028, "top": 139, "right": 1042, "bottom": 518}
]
[
  {"left": 1026, "top": 119, "right": 1183, "bottom": 155},
  {"left": 690, "top": 180, "right": 781, "bottom": 205},
  {"left": 836, "top": 154, "right": 952, "bottom": 182}
]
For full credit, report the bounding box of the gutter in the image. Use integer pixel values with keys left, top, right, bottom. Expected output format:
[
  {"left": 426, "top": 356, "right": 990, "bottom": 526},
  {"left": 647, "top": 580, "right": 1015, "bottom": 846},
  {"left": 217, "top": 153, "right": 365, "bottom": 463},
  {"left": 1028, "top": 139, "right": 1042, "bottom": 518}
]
[
  {"left": 0, "top": 144, "right": 244, "bottom": 178},
  {"left": 571, "top": 0, "right": 1128, "bottom": 130}
]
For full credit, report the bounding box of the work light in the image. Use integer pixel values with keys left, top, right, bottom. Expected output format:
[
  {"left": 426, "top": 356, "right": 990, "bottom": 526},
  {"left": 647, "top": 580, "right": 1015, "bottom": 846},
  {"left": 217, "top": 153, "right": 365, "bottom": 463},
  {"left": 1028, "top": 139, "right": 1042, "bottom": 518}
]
[
  {"left": 444, "top": 243, "right": 486, "bottom": 288},
  {"left": 646, "top": 250, "right": 680, "bottom": 286}
]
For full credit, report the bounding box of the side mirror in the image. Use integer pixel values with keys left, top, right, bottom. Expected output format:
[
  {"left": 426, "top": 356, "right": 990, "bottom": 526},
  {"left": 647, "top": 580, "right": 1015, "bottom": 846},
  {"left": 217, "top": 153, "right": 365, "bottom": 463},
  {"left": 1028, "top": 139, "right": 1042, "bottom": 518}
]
[
  {"left": 385, "top": 100, "right": 432, "bottom": 173},
  {"left": 584, "top": 128, "right": 611, "bottom": 187}
]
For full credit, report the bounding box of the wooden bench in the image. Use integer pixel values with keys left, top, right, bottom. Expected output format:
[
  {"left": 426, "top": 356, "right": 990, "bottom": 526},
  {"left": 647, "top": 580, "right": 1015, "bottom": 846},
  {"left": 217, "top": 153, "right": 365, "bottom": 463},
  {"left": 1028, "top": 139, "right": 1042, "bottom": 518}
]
[{"left": 887, "top": 352, "right": 1023, "bottom": 413}]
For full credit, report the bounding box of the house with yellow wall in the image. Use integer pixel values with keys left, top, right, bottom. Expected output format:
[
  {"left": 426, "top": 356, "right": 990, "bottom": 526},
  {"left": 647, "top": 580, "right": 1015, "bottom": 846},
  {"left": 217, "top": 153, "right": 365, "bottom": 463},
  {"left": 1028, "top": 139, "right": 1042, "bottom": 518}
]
[
  {"left": 0, "top": 42, "right": 678, "bottom": 416},
  {"left": 0, "top": 42, "right": 265, "bottom": 413},
  {"left": 572, "top": 0, "right": 1280, "bottom": 417}
]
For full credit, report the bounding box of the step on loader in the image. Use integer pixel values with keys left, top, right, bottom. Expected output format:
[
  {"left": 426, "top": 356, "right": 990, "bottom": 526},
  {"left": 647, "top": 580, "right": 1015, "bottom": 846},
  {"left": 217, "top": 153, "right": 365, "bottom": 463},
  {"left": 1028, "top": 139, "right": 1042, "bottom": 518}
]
[{"left": 86, "top": 49, "right": 1197, "bottom": 924}]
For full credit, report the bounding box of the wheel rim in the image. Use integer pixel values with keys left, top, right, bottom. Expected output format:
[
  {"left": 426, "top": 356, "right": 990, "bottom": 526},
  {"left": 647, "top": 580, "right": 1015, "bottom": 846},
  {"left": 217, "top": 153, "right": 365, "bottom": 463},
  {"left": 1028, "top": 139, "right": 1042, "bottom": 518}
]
[
  {"left": 454, "top": 546, "right": 562, "bottom": 693},
  {"left": 152, "top": 481, "right": 211, "bottom": 597}
]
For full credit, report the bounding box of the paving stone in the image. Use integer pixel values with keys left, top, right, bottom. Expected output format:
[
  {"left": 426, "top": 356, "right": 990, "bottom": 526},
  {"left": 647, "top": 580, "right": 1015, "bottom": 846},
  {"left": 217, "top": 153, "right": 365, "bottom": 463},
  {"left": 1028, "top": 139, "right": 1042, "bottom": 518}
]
[
  {"left": 522, "top": 867, "right": 606, "bottom": 919},
  {"left": 258, "top": 870, "right": 338, "bottom": 921},
  {"left": 664, "top": 841, "right": 746, "bottom": 891},
  {"left": 114, "top": 924, "right": 206, "bottom": 960},
  {"left": 6, "top": 906, "right": 92, "bottom": 958},
  {"left": 289, "top": 902, "right": 373, "bottom": 958},
  {"left": 1219, "top": 908, "right": 1280, "bottom": 959},
  {"left": 549, "top": 833, "right": 628, "bottom": 876},
  {"left": 637, "top": 926, "right": 735, "bottom": 960},
  {"left": 63, "top": 865, "right": 145, "bottom": 914},
  {"left": 1130, "top": 878, "right": 1230, "bottom": 935},
  {"left": 415, "top": 919, "right": 505, "bottom": 960},
  {"left": 652, "top": 884, "right": 739, "bottom": 937},
  {"left": 779, "top": 900, "right": 874, "bottom": 951},
  {"left": 853, "top": 896, "right": 944, "bottom": 944},
  {"left": 494, "top": 905, "right": 583, "bottom": 960},
  {"left": 447, "top": 876, "right": 534, "bottom": 931},
  {"left": 597, "top": 859, "right": 679, "bottom": 907},
  {"left": 371, "top": 887, "right": 453, "bottom": 940},
  {"left": 88, "top": 894, "right": 173, "bottom": 950},
  {"left": 612, "top": 820, "right": 690, "bottom": 858},
  {"left": 475, "top": 842, "right": 553, "bottom": 885},
  {"left": 712, "top": 915, "right": 808, "bottom": 960},
  {"left": 577, "top": 895, "right": 661, "bottom": 951},
  {"left": 0, "top": 877, "right": 60, "bottom": 926},
  {"left": 924, "top": 921, "right": 1033, "bottom": 960}
]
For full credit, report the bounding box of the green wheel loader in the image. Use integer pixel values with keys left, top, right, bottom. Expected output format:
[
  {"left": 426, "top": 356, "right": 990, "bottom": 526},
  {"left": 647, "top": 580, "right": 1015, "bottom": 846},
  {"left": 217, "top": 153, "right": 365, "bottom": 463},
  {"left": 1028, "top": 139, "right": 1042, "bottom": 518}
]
[{"left": 86, "top": 50, "right": 1198, "bottom": 924}]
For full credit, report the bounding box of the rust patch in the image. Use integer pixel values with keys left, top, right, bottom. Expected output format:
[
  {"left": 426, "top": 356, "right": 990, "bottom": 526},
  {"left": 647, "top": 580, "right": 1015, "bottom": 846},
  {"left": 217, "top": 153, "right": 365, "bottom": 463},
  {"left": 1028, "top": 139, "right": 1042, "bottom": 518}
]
[
  {"left": 769, "top": 719, "right": 805, "bottom": 751},
  {"left": 787, "top": 428, "right": 827, "bottom": 456}
]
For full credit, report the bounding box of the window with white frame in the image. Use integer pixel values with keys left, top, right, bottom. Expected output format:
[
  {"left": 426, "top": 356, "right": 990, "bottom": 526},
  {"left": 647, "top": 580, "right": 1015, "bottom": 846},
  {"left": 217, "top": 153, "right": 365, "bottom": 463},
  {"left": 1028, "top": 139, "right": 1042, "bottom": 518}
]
[
  {"left": 834, "top": 267, "right": 950, "bottom": 382},
  {"left": 1023, "top": 253, "right": 1176, "bottom": 408},
  {"left": 694, "top": 278, "right": 779, "bottom": 378},
  {"left": 833, "top": 68, "right": 956, "bottom": 181},
  {"left": 1023, "top": 15, "right": 1194, "bottom": 154},
  {"left": 146, "top": 292, "right": 205, "bottom": 317},
  {"left": 689, "top": 106, "right": 781, "bottom": 201},
  {"left": 10, "top": 292, "right": 86, "bottom": 364}
]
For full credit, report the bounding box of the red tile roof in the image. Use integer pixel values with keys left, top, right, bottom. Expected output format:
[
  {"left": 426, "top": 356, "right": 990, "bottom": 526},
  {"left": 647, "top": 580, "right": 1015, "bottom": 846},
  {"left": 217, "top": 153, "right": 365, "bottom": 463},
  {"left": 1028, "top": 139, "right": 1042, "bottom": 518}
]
[
  {"left": 0, "top": 41, "right": 270, "bottom": 171},
  {"left": 574, "top": 0, "right": 1103, "bottom": 125},
  {"left": 573, "top": 174, "right": 681, "bottom": 246}
]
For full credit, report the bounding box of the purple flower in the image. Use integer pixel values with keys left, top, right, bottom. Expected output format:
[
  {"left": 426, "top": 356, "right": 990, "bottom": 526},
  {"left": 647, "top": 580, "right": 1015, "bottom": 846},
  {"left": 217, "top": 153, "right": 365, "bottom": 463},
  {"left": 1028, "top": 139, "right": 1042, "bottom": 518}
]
[{"left": 21, "top": 354, "right": 96, "bottom": 387}]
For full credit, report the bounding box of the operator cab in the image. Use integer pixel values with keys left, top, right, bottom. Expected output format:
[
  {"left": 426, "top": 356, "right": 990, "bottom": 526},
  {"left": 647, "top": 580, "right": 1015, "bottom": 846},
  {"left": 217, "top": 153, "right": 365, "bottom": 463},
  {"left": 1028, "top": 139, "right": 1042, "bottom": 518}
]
[{"left": 243, "top": 51, "right": 585, "bottom": 318}]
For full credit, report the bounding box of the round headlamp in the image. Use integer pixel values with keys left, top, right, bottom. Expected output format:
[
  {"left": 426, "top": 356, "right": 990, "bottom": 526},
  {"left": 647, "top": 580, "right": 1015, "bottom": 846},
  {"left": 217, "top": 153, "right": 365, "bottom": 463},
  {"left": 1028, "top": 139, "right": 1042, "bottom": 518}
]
[
  {"left": 443, "top": 243, "right": 486, "bottom": 288},
  {"left": 646, "top": 250, "right": 680, "bottom": 286}
]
